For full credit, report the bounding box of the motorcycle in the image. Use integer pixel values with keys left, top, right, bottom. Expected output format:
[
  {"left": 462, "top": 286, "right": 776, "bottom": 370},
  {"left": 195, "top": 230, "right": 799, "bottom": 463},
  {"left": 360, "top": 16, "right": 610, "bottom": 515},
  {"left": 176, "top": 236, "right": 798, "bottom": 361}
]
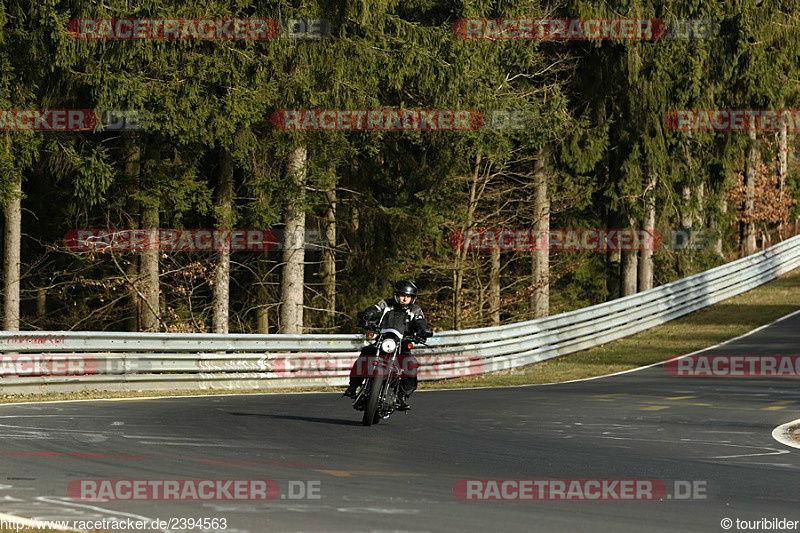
[{"left": 350, "top": 322, "right": 429, "bottom": 426}]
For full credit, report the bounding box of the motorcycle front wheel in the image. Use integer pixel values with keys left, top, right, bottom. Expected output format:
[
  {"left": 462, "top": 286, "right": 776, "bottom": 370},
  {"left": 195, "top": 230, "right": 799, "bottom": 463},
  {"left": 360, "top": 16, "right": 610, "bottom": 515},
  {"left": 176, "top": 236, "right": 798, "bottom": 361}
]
[{"left": 362, "top": 376, "right": 383, "bottom": 426}]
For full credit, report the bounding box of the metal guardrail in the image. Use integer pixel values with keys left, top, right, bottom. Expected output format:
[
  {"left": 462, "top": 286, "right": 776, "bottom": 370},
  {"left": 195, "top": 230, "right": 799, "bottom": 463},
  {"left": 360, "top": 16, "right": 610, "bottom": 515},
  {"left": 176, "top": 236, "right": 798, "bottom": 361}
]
[{"left": 2, "top": 235, "right": 799, "bottom": 394}]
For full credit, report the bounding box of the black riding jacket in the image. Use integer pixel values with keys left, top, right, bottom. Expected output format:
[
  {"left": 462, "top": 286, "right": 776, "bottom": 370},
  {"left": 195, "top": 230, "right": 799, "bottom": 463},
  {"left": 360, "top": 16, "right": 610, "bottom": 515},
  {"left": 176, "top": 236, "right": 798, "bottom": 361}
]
[{"left": 360, "top": 298, "right": 430, "bottom": 338}]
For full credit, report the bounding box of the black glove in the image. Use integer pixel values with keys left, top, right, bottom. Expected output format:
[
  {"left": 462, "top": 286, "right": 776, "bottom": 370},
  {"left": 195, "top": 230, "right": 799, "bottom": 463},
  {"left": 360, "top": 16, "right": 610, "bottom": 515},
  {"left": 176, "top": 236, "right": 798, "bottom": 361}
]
[{"left": 357, "top": 311, "right": 376, "bottom": 328}]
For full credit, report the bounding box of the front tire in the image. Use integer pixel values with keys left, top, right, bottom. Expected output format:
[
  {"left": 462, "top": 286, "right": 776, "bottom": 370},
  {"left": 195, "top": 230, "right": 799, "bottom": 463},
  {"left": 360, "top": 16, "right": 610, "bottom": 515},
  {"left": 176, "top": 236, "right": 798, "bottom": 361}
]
[{"left": 362, "top": 376, "right": 383, "bottom": 426}]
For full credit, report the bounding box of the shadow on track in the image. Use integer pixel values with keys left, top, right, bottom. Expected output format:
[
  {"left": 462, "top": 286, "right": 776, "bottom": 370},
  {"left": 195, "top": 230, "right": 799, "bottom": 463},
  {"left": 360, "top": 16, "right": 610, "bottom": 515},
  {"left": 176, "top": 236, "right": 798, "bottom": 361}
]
[{"left": 229, "top": 412, "right": 362, "bottom": 426}]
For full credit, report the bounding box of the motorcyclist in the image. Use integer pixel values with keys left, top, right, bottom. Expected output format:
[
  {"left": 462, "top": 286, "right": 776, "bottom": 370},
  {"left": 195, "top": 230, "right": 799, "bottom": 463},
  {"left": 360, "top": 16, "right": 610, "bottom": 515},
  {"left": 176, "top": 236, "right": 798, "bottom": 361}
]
[{"left": 343, "top": 280, "right": 432, "bottom": 411}]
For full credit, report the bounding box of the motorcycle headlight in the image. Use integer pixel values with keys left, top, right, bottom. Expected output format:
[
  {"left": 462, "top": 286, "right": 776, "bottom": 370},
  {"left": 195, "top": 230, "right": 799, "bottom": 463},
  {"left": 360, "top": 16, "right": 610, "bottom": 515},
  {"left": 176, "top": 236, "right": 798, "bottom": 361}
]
[{"left": 380, "top": 338, "right": 397, "bottom": 353}]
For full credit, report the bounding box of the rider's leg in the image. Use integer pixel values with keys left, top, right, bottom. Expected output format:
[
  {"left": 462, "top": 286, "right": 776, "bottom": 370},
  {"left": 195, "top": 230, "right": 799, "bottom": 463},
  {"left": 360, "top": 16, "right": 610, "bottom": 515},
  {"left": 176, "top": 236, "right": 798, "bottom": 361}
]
[
  {"left": 344, "top": 345, "right": 377, "bottom": 397},
  {"left": 397, "top": 350, "right": 418, "bottom": 409}
]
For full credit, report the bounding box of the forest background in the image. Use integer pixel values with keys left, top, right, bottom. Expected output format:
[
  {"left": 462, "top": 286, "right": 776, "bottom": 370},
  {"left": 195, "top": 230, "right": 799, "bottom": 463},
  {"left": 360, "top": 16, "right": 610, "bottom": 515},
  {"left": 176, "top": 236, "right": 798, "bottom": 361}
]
[{"left": 1, "top": 0, "right": 798, "bottom": 334}]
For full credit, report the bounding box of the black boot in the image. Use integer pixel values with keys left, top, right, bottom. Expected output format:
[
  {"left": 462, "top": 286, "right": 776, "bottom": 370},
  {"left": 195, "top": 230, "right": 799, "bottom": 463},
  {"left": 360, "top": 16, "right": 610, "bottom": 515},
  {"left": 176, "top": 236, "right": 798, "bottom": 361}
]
[
  {"left": 342, "top": 383, "right": 359, "bottom": 398},
  {"left": 396, "top": 392, "right": 411, "bottom": 411}
]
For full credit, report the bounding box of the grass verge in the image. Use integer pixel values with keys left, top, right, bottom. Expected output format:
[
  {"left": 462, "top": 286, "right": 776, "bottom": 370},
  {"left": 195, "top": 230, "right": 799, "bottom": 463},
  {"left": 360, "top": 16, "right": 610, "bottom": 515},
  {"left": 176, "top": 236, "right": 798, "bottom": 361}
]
[{"left": 2, "top": 267, "right": 799, "bottom": 405}]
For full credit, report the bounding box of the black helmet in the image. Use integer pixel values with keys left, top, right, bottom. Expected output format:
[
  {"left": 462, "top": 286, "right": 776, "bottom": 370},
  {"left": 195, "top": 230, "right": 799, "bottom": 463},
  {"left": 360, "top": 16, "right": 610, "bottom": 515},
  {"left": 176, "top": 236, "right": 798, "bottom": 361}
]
[{"left": 393, "top": 280, "right": 417, "bottom": 307}]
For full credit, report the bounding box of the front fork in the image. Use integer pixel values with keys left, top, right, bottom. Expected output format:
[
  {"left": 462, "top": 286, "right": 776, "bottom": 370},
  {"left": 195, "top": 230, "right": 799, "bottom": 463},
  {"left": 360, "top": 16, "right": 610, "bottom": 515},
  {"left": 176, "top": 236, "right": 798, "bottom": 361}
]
[{"left": 353, "top": 352, "right": 400, "bottom": 411}]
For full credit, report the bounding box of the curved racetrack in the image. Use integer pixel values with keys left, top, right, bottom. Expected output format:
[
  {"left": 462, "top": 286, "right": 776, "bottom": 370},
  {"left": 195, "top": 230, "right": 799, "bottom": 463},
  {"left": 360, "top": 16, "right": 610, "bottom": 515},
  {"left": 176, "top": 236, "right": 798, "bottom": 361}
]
[{"left": 2, "top": 312, "right": 800, "bottom": 532}]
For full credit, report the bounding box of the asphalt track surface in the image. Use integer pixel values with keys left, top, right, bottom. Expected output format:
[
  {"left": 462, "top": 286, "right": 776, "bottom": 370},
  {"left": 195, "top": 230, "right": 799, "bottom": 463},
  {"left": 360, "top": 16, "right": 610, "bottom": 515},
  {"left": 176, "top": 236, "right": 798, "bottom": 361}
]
[{"left": 2, "top": 312, "right": 800, "bottom": 533}]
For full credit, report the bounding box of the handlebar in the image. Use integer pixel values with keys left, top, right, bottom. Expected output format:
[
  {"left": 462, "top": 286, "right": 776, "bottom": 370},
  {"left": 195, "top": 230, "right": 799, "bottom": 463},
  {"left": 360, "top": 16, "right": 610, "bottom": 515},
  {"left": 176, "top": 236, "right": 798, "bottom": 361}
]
[
  {"left": 357, "top": 320, "right": 379, "bottom": 331},
  {"left": 407, "top": 335, "right": 429, "bottom": 347},
  {"left": 358, "top": 321, "right": 431, "bottom": 347}
]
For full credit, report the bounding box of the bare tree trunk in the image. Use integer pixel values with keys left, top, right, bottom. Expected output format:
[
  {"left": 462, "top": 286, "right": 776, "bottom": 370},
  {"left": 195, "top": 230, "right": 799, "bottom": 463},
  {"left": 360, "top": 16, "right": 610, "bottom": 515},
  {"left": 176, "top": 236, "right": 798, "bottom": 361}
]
[
  {"left": 638, "top": 174, "right": 657, "bottom": 292},
  {"left": 606, "top": 209, "right": 621, "bottom": 301},
  {"left": 123, "top": 133, "right": 141, "bottom": 332},
  {"left": 779, "top": 126, "right": 788, "bottom": 240},
  {"left": 530, "top": 147, "right": 550, "bottom": 318},
  {"left": 138, "top": 139, "right": 160, "bottom": 331},
  {"left": 254, "top": 175, "right": 272, "bottom": 334},
  {"left": 681, "top": 186, "right": 693, "bottom": 230},
  {"left": 714, "top": 200, "right": 726, "bottom": 257},
  {"left": 452, "top": 260, "right": 464, "bottom": 330},
  {"left": 620, "top": 250, "right": 638, "bottom": 296},
  {"left": 213, "top": 147, "right": 234, "bottom": 334},
  {"left": 676, "top": 184, "right": 694, "bottom": 277},
  {"left": 256, "top": 281, "right": 269, "bottom": 334},
  {"left": 681, "top": 133, "right": 695, "bottom": 242},
  {"left": 36, "top": 287, "right": 46, "bottom": 320},
  {"left": 2, "top": 140, "right": 21, "bottom": 331},
  {"left": 477, "top": 280, "right": 485, "bottom": 325},
  {"left": 453, "top": 152, "right": 482, "bottom": 330},
  {"left": 321, "top": 182, "right": 337, "bottom": 329},
  {"left": 695, "top": 182, "right": 705, "bottom": 228},
  {"left": 741, "top": 130, "right": 758, "bottom": 256},
  {"left": 489, "top": 246, "right": 500, "bottom": 327},
  {"left": 620, "top": 216, "right": 638, "bottom": 296},
  {"left": 139, "top": 203, "right": 160, "bottom": 331},
  {"left": 280, "top": 145, "right": 307, "bottom": 334}
]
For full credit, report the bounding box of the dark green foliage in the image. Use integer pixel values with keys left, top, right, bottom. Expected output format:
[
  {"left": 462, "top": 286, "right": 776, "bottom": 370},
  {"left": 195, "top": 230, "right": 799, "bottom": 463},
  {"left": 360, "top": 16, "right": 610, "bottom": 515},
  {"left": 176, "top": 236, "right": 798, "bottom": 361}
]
[{"left": 1, "top": 0, "right": 797, "bottom": 331}]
